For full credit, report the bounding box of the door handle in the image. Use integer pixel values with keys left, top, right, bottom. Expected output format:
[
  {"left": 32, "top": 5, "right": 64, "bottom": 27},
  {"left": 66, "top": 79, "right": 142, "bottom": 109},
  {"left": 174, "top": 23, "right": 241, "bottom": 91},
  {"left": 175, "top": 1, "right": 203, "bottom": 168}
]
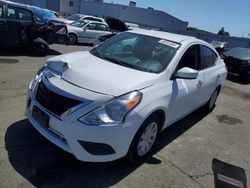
[
  {"left": 216, "top": 74, "right": 221, "bottom": 80},
  {"left": 197, "top": 80, "right": 203, "bottom": 87}
]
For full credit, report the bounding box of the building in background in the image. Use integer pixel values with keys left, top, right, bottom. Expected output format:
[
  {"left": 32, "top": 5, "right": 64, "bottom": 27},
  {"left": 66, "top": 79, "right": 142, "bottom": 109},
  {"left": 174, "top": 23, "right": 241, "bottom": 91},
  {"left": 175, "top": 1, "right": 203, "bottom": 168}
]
[{"left": 10, "top": 0, "right": 188, "bottom": 33}]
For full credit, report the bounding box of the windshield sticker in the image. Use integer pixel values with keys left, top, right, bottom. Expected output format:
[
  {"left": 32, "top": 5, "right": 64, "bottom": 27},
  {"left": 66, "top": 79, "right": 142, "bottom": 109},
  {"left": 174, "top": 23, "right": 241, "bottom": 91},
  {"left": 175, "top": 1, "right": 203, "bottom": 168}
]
[{"left": 158, "top": 39, "right": 180, "bottom": 48}]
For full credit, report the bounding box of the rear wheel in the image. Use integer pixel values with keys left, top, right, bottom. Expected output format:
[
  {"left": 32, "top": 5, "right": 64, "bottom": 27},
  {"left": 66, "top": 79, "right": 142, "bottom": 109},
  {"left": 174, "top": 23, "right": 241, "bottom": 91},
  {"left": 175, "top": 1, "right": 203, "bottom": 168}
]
[
  {"left": 127, "top": 115, "right": 160, "bottom": 163},
  {"left": 68, "top": 33, "right": 77, "bottom": 45},
  {"left": 204, "top": 88, "right": 220, "bottom": 112}
]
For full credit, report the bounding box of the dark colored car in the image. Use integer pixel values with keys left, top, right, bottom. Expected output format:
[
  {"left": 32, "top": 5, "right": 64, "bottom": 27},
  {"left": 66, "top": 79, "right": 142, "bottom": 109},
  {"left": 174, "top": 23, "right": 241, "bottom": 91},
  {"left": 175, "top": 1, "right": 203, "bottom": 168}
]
[
  {"left": 210, "top": 41, "right": 230, "bottom": 55},
  {"left": 0, "top": 0, "right": 68, "bottom": 56},
  {"left": 221, "top": 47, "right": 250, "bottom": 83}
]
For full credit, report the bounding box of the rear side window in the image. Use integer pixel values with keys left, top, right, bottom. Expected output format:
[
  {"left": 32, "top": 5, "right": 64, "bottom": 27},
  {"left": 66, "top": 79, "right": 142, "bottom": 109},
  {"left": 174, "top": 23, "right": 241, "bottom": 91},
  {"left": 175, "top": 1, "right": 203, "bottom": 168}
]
[
  {"left": 200, "top": 46, "right": 217, "bottom": 69},
  {"left": 0, "top": 5, "right": 3, "bottom": 18},
  {"left": 7, "top": 6, "right": 32, "bottom": 21}
]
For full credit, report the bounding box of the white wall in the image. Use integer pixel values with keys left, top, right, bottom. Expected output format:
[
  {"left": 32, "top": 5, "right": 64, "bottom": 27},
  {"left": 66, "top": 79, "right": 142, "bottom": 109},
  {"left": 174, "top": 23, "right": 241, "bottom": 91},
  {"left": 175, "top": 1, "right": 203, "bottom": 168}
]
[{"left": 60, "top": 0, "right": 80, "bottom": 16}]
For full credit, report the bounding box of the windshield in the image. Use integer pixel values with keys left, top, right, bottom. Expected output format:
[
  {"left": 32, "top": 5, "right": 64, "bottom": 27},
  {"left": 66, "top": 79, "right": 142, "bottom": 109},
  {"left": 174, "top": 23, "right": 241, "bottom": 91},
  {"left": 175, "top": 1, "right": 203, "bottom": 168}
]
[
  {"left": 32, "top": 7, "right": 56, "bottom": 19},
  {"left": 67, "top": 14, "right": 81, "bottom": 21},
  {"left": 90, "top": 32, "right": 179, "bottom": 73},
  {"left": 70, "top": 20, "right": 87, "bottom": 28},
  {"left": 223, "top": 47, "right": 250, "bottom": 61}
]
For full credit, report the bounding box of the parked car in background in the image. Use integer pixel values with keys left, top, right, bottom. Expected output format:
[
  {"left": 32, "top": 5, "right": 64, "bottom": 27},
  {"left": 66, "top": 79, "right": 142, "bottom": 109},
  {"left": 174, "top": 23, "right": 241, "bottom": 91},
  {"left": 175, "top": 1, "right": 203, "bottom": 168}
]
[
  {"left": 210, "top": 41, "right": 230, "bottom": 55},
  {"left": 94, "top": 17, "right": 128, "bottom": 46},
  {"left": 66, "top": 14, "right": 105, "bottom": 24},
  {"left": 26, "top": 29, "right": 227, "bottom": 162},
  {"left": 221, "top": 47, "right": 250, "bottom": 83},
  {"left": 67, "top": 20, "right": 111, "bottom": 44},
  {"left": 31, "top": 6, "right": 66, "bottom": 24},
  {"left": 0, "top": 0, "right": 68, "bottom": 56}
]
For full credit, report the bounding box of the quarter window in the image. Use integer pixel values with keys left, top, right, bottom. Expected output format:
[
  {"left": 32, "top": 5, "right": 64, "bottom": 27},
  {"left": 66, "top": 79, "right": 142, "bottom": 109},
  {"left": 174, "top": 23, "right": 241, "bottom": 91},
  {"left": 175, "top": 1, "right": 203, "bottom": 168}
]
[{"left": 200, "top": 46, "right": 217, "bottom": 69}]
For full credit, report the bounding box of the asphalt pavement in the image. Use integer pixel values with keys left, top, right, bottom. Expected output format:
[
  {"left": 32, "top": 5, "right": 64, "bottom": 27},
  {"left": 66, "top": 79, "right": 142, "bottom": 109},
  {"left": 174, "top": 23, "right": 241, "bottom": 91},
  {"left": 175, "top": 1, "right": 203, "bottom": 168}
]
[{"left": 0, "top": 44, "right": 249, "bottom": 188}]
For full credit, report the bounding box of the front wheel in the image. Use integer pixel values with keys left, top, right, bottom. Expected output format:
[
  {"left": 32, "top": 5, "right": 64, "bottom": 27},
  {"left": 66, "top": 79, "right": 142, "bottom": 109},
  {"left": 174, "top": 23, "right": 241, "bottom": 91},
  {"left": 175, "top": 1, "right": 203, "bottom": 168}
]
[
  {"left": 68, "top": 33, "right": 77, "bottom": 45},
  {"left": 127, "top": 115, "right": 160, "bottom": 163}
]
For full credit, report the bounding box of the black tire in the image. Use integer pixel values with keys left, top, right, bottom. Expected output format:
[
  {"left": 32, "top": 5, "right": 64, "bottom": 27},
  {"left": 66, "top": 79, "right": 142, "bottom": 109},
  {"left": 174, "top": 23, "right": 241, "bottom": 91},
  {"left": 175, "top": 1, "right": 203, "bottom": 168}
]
[
  {"left": 240, "top": 69, "right": 250, "bottom": 84},
  {"left": 29, "top": 39, "right": 49, "bottom": 57},
  {"left": 203, "top": 88, "right": 220, "bottom": 112},
  {"left": 127, "top": 114, "right": 160, "bottom": 163},
  {"left": 68, "top": 33, "right": 77, "bottom": 45}
]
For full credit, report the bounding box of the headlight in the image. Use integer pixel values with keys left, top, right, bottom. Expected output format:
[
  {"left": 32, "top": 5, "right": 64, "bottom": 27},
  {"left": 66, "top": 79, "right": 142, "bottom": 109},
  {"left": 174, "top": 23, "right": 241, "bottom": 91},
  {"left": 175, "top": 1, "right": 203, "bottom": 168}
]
[
  {"left": 79, "top": 91, "right": 142, "bottom": 125},
  {"left": 45, "top": 61, "right": 69, "bottom": 76}
]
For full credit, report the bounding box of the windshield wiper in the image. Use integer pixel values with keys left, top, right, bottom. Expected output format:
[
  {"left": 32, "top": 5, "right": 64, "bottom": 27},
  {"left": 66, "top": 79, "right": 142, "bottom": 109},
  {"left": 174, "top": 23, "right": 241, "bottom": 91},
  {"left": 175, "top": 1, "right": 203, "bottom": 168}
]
[{"left": 101, "top": 56, "right": 135, "bottom": 68}]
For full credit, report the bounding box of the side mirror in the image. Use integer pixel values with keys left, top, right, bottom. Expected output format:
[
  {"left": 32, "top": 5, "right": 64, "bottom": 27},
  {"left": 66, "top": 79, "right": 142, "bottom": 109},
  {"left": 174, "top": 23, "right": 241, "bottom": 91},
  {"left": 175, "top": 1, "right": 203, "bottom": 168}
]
[
  {"left": 175, "top": 67, "right": 198, "bottom": 79},
  {"left": 83, "top": 27, "right": 86, "bottom": 32}
]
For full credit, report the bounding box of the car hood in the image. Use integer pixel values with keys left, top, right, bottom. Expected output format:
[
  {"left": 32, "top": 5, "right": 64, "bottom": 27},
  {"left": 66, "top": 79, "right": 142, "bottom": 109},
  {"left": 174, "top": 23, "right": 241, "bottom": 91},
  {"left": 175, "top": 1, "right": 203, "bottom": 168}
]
[
  {"left": 105, "top": 17, "right": 128, "bottom": 32},
  {"left": 48, "top": 51, "right": 157, "bottom": 96}
]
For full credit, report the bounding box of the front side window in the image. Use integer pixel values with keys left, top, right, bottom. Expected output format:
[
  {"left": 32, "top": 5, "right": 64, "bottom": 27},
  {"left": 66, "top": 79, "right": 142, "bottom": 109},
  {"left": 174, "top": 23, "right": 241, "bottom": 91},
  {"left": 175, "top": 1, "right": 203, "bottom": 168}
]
[
  {"left": 200, "top": 46, "right": 217, "bottom": 69},
  {"left": 97, "top": 24, "right": 110, "bottom": 31},
  {"left": 177, "top": 45, "right": 200, "bottom": 70},
  {"left": 90, "top": 32, "right": 178, "bottom": 73},
  {"left": 85, "top": 23, "right": 98, "bottom": 30}
]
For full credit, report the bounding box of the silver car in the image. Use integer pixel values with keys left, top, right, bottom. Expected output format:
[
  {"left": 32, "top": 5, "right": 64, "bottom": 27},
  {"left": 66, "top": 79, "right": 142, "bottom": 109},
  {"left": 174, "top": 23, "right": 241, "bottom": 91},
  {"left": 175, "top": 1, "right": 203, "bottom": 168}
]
[{"left": 67, "top": 20, "right": 112, "bottom": 45}]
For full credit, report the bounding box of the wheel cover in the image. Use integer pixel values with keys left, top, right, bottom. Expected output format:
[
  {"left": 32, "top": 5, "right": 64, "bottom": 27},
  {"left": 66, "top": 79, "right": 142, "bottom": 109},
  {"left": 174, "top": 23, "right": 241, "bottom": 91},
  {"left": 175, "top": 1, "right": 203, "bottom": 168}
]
[
  {"left": 137, "top": 122, "right": 158, "bottom": 156},
  {"left": 209, "top": 90, "right": 218, "bottom": 109}
]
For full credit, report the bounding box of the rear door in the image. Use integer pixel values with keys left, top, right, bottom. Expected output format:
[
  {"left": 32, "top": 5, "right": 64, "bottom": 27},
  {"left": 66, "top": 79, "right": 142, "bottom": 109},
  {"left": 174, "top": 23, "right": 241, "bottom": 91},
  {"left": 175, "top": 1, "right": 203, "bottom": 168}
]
[
  {"left": 199, "top": 45, "right": 220, "bottom": 101},
  {"left": 5, "top": 5, "right": 33, "bottom": 46}
]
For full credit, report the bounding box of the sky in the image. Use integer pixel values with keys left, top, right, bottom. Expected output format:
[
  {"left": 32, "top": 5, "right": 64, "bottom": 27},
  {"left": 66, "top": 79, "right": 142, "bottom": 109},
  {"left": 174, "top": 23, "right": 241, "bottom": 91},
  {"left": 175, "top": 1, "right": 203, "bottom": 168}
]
[{"left": 104, "top": 0, "right": 250, "bottom": 37}]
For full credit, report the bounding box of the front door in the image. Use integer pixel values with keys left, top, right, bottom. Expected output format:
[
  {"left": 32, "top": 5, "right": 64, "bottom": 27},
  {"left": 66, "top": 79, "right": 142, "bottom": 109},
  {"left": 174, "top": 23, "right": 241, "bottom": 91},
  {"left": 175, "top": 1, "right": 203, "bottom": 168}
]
[
  {"left": 167, "top": 44, "right": 205, "bottom": 124},
  {"left": 81, "top": 22, "right": 99, "bottom": 43}
]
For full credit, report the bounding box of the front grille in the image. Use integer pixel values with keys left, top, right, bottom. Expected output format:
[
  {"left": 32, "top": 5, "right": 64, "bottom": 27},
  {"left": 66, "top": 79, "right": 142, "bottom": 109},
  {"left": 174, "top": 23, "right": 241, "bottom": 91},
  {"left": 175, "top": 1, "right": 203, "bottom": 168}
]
[{"left": 36, "top": 81, "right": 82, "bottom": 116}]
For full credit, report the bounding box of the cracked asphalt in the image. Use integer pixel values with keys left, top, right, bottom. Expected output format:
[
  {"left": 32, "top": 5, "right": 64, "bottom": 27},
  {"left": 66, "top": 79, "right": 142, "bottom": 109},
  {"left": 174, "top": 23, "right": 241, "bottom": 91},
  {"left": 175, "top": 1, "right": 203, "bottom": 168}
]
[{"left": 0, "top": 44, "right": 250, "bottom": 188}]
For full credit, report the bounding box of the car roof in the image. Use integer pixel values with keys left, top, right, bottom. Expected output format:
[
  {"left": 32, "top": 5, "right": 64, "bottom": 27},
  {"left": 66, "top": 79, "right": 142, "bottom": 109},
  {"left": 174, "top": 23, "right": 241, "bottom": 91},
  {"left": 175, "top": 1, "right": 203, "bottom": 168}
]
[
  {"left": 85, "top": 20, "right": 107, "bottom": 25},
  {"left": 0, "top": 0, "right": 31, "bottom": 9},
  {"left": 128, "top": 29, "right": 197, "bottom": 43}
]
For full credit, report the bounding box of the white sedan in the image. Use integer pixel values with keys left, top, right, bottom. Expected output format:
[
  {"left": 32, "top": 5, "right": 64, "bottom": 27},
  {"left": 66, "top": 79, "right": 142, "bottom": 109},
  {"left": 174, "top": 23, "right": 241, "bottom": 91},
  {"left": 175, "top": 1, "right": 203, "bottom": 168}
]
[
  {"left": 26, "top": 29, "right": 227, "bottom": 162},
  {"left": 67, "top": 20, "right": 112, "bottom": 45}
]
